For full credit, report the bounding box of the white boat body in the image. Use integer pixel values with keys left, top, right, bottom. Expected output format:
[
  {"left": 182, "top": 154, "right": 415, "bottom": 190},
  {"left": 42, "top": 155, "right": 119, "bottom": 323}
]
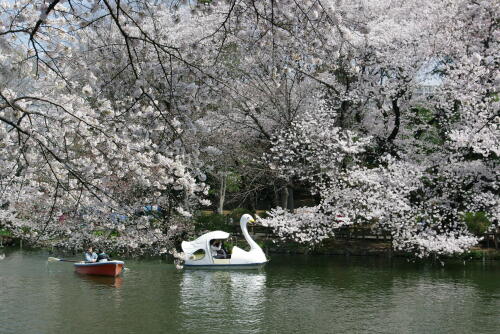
[
  {"left": 183, "top": 260, "right": 267, "bottom": 270},
  {"left": 181, "top": 214, "right": 268, "bottom": 269}
]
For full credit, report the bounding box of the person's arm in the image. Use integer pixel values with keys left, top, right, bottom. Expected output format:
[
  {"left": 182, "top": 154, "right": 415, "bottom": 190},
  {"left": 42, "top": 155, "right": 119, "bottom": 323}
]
[{"left": 84, "top": 253, "right": 92, "bottom": 262}]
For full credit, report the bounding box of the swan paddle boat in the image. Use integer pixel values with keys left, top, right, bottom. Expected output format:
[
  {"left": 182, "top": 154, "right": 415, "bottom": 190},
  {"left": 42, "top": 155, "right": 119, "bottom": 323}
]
[
  {"left": 74, "top": 260, "right": 125, "bottom": 277},
  {"left": 180, "top": 214, "right": 268, "bottom": 269}
]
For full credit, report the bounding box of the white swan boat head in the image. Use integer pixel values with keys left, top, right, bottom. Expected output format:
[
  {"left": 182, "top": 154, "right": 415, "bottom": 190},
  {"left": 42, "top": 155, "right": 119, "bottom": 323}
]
[{"left": 180, "top": 214, "right": 268, "bottom": 269}]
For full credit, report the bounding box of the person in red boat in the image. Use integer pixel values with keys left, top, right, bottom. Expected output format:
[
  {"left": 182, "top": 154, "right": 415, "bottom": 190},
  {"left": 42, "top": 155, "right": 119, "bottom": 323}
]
[
  {"left": 96, "top": 249, "right": 111, "bottom": 262},
  {"left": 84, "top": 246, "right": 97, "bottom": 263}
]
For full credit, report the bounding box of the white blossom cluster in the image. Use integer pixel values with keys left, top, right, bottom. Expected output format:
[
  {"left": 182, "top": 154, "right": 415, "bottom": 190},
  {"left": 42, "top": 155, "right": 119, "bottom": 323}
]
[{"left": 259, "top": 206, "right": 352, "bottom": 246}]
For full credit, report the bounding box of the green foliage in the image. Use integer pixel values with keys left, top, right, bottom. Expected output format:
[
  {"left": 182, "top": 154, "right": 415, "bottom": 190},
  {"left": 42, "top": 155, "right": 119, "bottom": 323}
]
[
  {"left": 455, "top": 249, "right": 500, "bottom": 260},
  {"left": 149, "top": 218, "right": 163, "bottom": 229},
  {"left": 467, "top": 249, "right": 486, "bottom": 259},
  {"left": 413, "top": 106, "right": 434, "bottom": 122},
  {"left": 195, "top": 213, "right": 235, "bottom": 233},
  {"left": 92, "top": 230, "right": 120, "bottom": 238},
  {"left": 226, "top": 172, "right": 242, "bottom": 192},
  {"left": 208, "top": 171, "right": 242, "bottom": 196},
  {"left": 229, "top": 208, "right": 255, "bottom": 222},
  {"left": 255, "top": 210, "right": 269, "bottom": 219},
  {"left": 464, "top": 212, "right": 490, "bottom": 236},
  {"left": 193, "top": 208, "right": 259, "bottom": 234},
  {"left": 221, "top": 239, "right": 238, "bottom": 253},
  {"left": 222, "top": 238, "right": 266, "bottom": 253},
  {"left": 109, "top": 230, "right": 120, "bottom": 238},
  {"left": 0, "top": 228, "right": 12, "bottom": 237},
  {"left": 407, "top": 106, "right": 445, "bottom": 152}
]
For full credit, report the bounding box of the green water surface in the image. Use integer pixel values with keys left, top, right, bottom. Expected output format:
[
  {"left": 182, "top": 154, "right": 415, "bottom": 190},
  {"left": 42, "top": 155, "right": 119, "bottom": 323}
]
[{"left": 0, "top": 249, "right": 498, "bottom": 334}]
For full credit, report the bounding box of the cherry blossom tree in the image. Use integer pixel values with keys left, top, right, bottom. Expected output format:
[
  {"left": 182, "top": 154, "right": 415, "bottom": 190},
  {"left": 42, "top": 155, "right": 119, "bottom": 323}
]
[
  {"left": 0, "top": 0, "right": 219, "bottom": 254},
  {"left": 259, "top": 0, "right": 498, "bottom": 257},
  {"left": 0, "top": 0, "right": 497, "bottom": 257}
]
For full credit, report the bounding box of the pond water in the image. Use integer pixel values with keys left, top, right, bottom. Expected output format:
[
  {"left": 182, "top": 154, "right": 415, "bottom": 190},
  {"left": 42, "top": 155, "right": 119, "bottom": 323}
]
[{"left": 0, "top": 248, "right": 499, "bottom": 334}]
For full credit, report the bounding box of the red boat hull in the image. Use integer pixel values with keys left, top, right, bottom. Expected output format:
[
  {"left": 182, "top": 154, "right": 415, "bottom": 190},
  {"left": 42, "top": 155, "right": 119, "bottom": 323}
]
[{"left": 74, "top": 261, "right": 124, "bottom": 277}]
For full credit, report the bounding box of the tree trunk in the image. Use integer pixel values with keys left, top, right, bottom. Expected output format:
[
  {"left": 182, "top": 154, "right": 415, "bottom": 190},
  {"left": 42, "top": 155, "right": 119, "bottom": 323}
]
[
  {"left": 217, "top": 172, "right": 227, "bottom": 215},
  {"left": 281, "top": 186, "right": 288, "bottom": 209},
  {"left": 388, "top": 98, "right": 401, "bottom": 142},
  {"left": 287, "top": 186, "right": 294, "bottom": 212},
  {"left": 273, "top": 184, "right": 280, "bottom": 207}
]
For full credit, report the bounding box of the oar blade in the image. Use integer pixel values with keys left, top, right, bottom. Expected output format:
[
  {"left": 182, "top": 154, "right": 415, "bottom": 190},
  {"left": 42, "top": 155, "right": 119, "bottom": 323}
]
[{"left": 47, "top": 257, "right": 61, "bottom": 262}]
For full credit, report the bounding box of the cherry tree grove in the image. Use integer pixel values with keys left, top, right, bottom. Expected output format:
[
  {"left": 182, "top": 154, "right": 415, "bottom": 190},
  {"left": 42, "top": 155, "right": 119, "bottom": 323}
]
[
  {"left": 0, "top": 0, "right": 498, "bottom": 257},
  {"left": 261, "top": 0, "right": 499, "bottom": 257}
]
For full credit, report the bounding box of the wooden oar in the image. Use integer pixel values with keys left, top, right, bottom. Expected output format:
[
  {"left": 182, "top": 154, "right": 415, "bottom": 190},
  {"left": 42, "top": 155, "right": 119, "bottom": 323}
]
[{"left": 47, "top": 257, "right": 80, "bottom": 263}]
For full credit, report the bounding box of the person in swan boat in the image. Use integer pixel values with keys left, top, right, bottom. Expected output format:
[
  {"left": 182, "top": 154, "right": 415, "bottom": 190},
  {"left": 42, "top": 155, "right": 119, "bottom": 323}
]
[{"left": 210, "top": 240, "right": 228, "bottom": 259}]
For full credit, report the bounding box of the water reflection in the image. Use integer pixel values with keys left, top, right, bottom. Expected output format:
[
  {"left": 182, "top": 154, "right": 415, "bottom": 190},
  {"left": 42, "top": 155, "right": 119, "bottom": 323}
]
[
  {"left": 76, "top": 273, "right": 124, "bottom": 288},
  {"left": 260, "top": 256, "right": 500, "bottom": 334},
  {"left": 180, "top": 270, "right": 267, "bottom": 334}
]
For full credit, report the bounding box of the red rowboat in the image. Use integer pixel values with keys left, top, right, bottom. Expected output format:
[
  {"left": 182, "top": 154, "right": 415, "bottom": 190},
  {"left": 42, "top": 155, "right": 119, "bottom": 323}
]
[{"left": 74, "top": 260, "right": 125, "bottom": 277}]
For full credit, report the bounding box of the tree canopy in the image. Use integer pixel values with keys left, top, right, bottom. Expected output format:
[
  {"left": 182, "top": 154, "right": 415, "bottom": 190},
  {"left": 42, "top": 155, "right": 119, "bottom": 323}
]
[{"left": 0, "top": 0, "right": 498, "bottom": 257}]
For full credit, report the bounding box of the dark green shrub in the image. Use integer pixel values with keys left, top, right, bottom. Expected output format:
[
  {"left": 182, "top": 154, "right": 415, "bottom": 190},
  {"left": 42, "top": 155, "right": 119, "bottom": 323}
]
[
  {"left": 195, "top": 213, "right": 235, "bottom": 233},
  {"left": 229, "top": 208, "right": 255, "bottom": 223},
  {"left": 0, "top": 228, "right": 12, "bottom": 237},
  {"left": 255, "top": 210, "right": 269, "bottom": 219},
  {"left": 464, "top": 212, "right": 490, "bottom": 236},
  {"left": 92, "top": 229, "right": 120, "bottom": 238}
]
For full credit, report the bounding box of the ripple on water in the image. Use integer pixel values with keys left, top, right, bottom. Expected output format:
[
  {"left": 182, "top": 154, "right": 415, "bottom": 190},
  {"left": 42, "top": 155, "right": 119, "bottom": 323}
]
[{"left": 0, "top": 250, "right": 499, "bottom": 334}]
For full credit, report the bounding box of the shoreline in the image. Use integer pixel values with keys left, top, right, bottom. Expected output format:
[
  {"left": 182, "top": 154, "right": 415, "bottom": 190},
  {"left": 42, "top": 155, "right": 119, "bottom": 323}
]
[
  {"left": 2, "top": 235, "right": 499, "bottom": 261},
  {"left": 263, "top": 239, "right": 500, "bottom": 261},
  {"left": 264, "top": 239, "right": 500, "bottom": 261}
]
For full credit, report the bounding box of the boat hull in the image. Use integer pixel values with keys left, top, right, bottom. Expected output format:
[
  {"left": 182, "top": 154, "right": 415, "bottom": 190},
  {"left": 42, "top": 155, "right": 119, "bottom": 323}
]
[
  {"left": 183, "top": 261, "right": 267, "bottom": 270},
  {"left": 74, "top": 261, "right": 124, "bottom": 277}
]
